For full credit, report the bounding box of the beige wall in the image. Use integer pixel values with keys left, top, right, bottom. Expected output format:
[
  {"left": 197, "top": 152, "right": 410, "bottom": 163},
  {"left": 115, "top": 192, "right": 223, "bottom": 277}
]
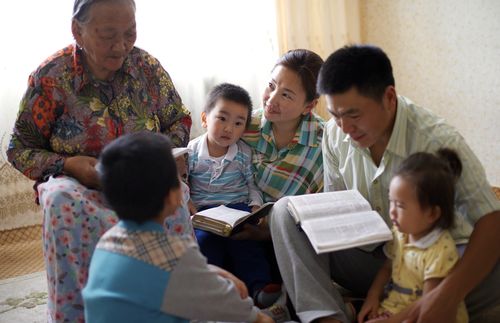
[{"left": 360, "top": 0, "right": 500, "bottom": 186}]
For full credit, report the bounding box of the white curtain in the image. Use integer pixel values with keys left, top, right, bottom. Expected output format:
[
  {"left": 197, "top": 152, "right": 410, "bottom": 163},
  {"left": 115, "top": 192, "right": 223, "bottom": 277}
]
[
  {"left": 0, "top": 0, "right": 360, "bottom": 229},
  {"left": 0, "top": 0, "right": 279, "bottom": 229},
  {"left": 274, "top": 0, "right": 361, "bottom": 119}
]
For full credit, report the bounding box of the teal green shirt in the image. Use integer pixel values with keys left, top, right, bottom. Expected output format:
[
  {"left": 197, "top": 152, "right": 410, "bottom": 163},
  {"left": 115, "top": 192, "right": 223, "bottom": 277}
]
[{"left": 323, "top": 95, "right": 500, "bottom": 244}]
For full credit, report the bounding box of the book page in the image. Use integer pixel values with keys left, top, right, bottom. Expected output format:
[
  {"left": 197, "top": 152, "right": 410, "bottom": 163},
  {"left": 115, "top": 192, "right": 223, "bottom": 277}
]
[
  {"left": 195, "top": 205, "right": 250, "bottom": 227},
  {"left": 287, "top": 190, "right": 372, "bottom": 223},
  {"left": 301, "top": 210, "right": 392, "bottom": 254}
]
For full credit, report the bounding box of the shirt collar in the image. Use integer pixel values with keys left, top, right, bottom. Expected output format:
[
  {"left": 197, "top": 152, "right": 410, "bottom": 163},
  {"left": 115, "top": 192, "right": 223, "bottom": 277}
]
[
  {"left": 259, "top": 112, "right": 322, "bottom": 149},
  {"left": 384, "top": 95, "right": 409, "bottom": 158},
  {"left": 403, "top": 227, "right": 444, "bottom": 249},
  {"left": 118, "top": 219, "right": 164, "bottom": 232},
  {"left": 198, "top": 133, "right": 238, "bottom": 162}
]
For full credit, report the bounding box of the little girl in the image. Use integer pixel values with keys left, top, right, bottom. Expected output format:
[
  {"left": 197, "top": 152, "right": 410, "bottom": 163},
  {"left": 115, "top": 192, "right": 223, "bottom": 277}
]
[{"left": 357, "top": 149, "right": 468, "bottom": 323}]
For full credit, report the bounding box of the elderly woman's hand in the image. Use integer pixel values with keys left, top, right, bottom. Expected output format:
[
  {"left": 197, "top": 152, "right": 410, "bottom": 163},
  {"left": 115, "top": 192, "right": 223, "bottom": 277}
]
[
  {"left": 63, "top": 156, "right": 101, "bottom": 189},
  {"left": 231, "top": 216, "right": 271, "bottom": 241}
]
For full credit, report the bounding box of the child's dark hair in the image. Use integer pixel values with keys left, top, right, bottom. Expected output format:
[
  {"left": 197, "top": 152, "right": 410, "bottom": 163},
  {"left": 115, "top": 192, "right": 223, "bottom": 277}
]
[
  {"left": 394, "top": 148, "right": 462, "bottom": 229},
  {"left": 317, "top": 45, "right": 395, "bottom": 102},
  {"left": 274, "top": 49, "right": 324, "bottom": 103},
  {"left": 99, "top": 131, "right": 180, "bottom": 223},
  {"left": 204, "top": 83, "right": 253, "bottom": 128}
]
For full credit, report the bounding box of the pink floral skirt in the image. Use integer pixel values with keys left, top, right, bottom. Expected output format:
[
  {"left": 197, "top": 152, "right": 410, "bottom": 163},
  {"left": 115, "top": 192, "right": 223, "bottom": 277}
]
[{"left": 38, "top": 176, "right": 194, "bottom": 322}]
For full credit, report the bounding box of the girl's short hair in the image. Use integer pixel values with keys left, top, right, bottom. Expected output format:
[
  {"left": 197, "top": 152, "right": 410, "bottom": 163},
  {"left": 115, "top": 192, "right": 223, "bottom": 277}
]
[{"left": 394, "top": 148, "right": 462, "bottom": 229}]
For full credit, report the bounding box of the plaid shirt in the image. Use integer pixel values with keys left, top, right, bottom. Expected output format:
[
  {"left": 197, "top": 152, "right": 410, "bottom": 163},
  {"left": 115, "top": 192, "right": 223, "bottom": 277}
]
[{"left": 242, "top": 109, "right": 324, "bottom": 202}]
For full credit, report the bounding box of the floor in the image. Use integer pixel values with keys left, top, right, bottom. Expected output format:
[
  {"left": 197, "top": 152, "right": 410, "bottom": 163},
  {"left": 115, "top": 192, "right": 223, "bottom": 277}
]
[
  {"left": 0, "top": 271, "right": 47, "bottom": 322},
  {"left": 0, "top": 225, "right": 47, "bottom": 322}
]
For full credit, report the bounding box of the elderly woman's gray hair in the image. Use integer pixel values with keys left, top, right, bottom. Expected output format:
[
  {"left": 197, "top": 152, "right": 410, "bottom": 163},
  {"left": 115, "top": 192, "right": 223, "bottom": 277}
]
[{"left": 73, "top": 0, "right": 136, "bottom": 24}]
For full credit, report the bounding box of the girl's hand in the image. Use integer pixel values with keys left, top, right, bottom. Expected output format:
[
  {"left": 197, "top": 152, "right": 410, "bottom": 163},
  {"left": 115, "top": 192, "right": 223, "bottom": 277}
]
[
  {"left": 358, "top": 295, "right": 381, "bottom": 323},
  {"left": 63, "top": 156, "right": 100, "bottom": 189}
]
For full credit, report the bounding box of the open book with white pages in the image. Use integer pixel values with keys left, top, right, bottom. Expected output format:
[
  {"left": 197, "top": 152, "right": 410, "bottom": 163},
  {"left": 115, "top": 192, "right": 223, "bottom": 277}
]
[
  {"left": 287, "top": 190, "right": 392, "bottom": 254},
  {"left": 192, "top": 202, "right": 274, "bottom": 237}
]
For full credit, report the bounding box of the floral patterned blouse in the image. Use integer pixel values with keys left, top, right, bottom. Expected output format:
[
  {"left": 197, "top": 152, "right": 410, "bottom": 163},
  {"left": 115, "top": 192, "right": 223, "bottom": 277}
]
[{"left": 7, "top": 44, "right": 191, "bottom": 183}]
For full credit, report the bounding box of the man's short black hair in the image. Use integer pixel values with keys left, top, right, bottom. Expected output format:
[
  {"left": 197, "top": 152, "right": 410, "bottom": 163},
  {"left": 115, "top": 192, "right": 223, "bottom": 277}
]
[
  {"left": 317, "top": 45, "right": 395, "bottom": 101},
  {"left": 204, "top": 83, "right": 253, "bottom": 128},
  {"left": 99, "top": 131, "right": 180, "bottom": 223}
]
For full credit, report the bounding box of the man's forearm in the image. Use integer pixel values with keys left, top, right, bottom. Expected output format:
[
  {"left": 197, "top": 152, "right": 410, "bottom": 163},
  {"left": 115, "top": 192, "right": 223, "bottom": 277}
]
[{"left": 441, "top": 211, "right": 500, "bottom": 300}]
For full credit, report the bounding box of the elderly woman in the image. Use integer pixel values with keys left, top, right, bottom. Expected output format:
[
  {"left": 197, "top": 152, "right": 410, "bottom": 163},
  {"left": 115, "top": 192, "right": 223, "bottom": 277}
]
[{"left": 7, "top": 0, "right": 191, "bottom": 321}]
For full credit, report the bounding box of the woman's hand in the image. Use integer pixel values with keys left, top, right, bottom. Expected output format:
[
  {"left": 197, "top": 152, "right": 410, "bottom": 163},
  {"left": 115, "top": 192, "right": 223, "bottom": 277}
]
[
  {"left": 231, "top": 216, "right": 271, "bottom": 241},
  {"left": 63, "top": 156, "right": 100, "bottom": 189}
]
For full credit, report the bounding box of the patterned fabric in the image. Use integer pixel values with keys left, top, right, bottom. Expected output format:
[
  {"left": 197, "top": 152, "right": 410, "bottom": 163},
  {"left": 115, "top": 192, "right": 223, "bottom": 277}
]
[
  {"left": 7, "top": 44, "right": 191, "bottom": 183},
  {"left": 7, "top": 43, "right": 191, "bottom": 322},
  {"left": 380, "top": 228, "right": 468, "bottom": 322},
  {"left": 38, "top": 175, "right": 194, "bottom": 323},
  {"left": 163, "top": 181, "right": 195, "bottom": 238},
  {"left": 242, "top": 110, "right": 324, "bottom": 202},
  {"left": 188, "top": 134, "right": 263, "bottom": 207},
  {"left": 323, "top": 95, "right": 500, "bottom": 244},
  {"left": 39, "top": 176, "right": 118, "bottom": 323},
  {"left": 97, "top": 224, "right": 193, "bottom": 272}
]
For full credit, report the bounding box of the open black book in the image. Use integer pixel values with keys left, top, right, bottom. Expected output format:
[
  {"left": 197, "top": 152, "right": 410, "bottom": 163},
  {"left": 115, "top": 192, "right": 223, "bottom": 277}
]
[
  {"left": 192, "top": 202, "right": 274, "bottom": 237},
  {"left": 287, "top": 190, "right": 392, "bottom": 254}
]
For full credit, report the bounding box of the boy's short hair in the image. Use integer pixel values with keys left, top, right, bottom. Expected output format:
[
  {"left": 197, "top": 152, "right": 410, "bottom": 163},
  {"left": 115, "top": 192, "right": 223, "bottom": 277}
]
[
  {"left": 99, "top": 131, "right": 180, "bottom": 223},
  {"left": 317, "top": 44, "right": 395, "bottom": 102},
  {"left": 204, "top": 83, "right": 253, "bottom": 128}
]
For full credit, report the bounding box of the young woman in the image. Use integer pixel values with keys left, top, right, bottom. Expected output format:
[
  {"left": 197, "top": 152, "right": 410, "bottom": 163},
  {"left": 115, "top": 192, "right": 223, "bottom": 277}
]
[{"left": 238, "top": 48, "right": 325, "bottom": 241}]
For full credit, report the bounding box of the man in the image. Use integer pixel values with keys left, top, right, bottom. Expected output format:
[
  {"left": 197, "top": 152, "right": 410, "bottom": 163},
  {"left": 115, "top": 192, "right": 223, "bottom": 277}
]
[{"left": 270, "top": 45, "right": 500, "bottom": 323}]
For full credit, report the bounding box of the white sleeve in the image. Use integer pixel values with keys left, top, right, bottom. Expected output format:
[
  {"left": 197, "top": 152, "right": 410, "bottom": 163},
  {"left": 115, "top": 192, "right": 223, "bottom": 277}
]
[{"left": 322, "top": 121, "right": 347, "bottom": 192}]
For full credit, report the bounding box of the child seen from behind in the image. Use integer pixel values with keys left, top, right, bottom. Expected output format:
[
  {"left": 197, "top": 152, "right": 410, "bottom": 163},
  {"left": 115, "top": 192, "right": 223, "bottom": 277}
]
[{"left": 82, "top": 132, "right": 272, "bottom": 323}]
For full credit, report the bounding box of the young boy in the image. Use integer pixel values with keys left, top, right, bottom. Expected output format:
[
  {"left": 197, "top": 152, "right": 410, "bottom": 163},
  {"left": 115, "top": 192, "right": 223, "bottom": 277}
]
[
  {"left": 188, "top": 83, "right": 281, "bottom": 309},
  {"left": 82, "top": 132, "right": 272, "bottom": 323}
]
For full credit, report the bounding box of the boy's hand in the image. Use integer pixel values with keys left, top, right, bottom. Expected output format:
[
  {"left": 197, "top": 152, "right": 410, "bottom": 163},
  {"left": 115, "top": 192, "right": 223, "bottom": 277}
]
[
  {"left": 231, "top": 218, "right": 271, "bottom": 241},
  {"left": 255, "top": 311, "right": 274, "bottom": 323},
  {"left": 187, "top": 200, "right": 198, "bottom": 215},
  {"left": 211, "top": 265, "right": 248, "bottom": 299}
]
